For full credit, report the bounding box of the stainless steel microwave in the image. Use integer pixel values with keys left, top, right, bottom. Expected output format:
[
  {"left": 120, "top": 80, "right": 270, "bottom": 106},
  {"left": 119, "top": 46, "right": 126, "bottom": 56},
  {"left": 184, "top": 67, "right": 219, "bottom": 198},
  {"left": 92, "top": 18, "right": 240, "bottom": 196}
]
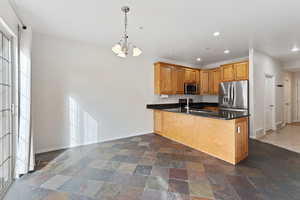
[{"left": 184, "top": 83, "right": 198, "bottom": 95}]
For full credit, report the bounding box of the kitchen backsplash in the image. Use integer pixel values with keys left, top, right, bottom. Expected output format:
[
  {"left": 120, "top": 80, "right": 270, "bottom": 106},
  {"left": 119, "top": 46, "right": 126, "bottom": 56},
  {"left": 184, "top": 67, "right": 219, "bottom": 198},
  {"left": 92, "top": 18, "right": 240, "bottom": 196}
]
[{"left": 152, "top": 94, "right": 203, "bottom": 104}]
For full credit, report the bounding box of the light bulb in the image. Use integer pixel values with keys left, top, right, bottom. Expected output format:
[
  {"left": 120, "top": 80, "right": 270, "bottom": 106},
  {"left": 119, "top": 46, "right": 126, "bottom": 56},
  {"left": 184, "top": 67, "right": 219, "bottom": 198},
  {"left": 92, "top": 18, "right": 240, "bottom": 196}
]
[
  {"left": 133, "top": 47, "right": 142, "bottom": 56},
  {"left": 112, "top": 43, "right": 121, "bottom": 54},
  {"left": 117, "top": 51, "right": 126, "bottom": 58}
]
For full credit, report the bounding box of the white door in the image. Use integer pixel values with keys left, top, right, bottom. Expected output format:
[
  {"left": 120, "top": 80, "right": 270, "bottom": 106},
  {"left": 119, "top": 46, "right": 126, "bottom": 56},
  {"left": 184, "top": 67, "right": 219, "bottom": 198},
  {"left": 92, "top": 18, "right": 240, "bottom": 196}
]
[
  {"left": 283, "top": 79, "right": 292, "bottom": 125},
  {"left": 264, "top": 76, "right": 275, "bottom": 131},
  {"left": 0, "top": 30, "right": 13, "bottom": 197}
]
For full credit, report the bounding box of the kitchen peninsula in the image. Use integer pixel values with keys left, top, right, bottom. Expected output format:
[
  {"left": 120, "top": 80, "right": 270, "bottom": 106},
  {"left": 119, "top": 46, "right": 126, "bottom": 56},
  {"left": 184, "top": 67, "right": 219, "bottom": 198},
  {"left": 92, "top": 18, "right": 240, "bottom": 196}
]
[{"left": 147, "top": 103, "right": 249, "bottom": 165}]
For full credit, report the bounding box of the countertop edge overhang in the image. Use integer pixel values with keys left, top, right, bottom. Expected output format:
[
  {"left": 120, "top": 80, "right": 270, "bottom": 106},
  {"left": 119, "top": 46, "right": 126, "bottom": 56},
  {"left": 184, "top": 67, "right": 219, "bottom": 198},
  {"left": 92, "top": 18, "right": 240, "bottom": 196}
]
[{"left": 146, "top": 103, "right": 249, "bottom": 120}]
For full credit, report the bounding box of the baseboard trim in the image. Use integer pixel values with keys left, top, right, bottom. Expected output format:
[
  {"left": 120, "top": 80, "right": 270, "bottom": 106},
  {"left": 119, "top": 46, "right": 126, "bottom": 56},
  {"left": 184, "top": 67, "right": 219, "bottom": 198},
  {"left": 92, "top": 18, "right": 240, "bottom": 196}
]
[
  {"left": 276, "top": 121, "right": 283, "bottom": 130},
  {"left": 36, "top": 131, "right": 152, "bottom": 154},
  {"left": 255, "top": 128, "right": 265, "bottom": 139}
]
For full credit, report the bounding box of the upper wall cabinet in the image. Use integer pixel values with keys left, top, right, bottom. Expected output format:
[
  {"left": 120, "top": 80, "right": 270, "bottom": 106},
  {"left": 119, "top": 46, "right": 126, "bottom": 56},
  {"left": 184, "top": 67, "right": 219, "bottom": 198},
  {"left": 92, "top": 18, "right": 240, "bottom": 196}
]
[
  {"left": 185, "top": 69, "right": 198, "bottom": 83},
  {"left": 210, "top": 68, "right": 221, "bottom": 95},
  {"left": 221, "top": 61, "right": 249, "bottom": 82},
  {"left": 154, "top": 62, "right": 200, "bottom": 95},
  {"left": 155, "top": 62, "right": 174, "bottom": 94},
  {"left": 234, "top": 61, "right": 249, "bottom": 81},
  {"left": 221, "top": 64, "right": 235, "bottom": 82},
  {"left": 173, "top": 67, "right": 186, "bottom": 94},
  {"left": 200, "top": 70, "right": 210, "bottom": 95}
]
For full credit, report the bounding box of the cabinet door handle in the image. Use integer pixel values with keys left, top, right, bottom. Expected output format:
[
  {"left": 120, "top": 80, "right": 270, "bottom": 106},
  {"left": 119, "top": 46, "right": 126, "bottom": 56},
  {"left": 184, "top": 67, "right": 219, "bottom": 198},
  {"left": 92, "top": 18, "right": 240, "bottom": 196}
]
[{"left": 237, "top": 126, "right": 241, "bottom": 134}]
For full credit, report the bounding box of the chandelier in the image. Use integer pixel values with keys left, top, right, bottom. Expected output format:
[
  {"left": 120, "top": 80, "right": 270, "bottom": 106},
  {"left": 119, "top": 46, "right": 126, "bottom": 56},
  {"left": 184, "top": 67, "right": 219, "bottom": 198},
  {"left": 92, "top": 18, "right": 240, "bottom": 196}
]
[{"left": 112, "top": 6, "right": 142, "bottom": 58}]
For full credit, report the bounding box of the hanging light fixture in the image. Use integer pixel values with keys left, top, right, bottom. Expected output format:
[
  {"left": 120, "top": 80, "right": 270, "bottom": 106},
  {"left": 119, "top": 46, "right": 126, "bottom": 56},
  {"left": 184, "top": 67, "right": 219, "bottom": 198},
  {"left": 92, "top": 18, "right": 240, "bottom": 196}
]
[{"left": 112, "top": 6, "right": 142, "bottom": 58}]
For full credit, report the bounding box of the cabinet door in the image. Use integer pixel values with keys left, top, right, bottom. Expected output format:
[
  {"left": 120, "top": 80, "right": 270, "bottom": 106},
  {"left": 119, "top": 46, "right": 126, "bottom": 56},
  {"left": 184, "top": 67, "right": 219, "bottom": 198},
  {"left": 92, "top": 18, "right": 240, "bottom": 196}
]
[
  {"left": 234, "top": 62, "right": 248, "bottom": 80},
  {"left": 211, "top": 69, "right": 221, "bottom": 94},
  {"left": 235, "top": 118, "right": 248, "bottom": 163},
  {"left": 160, "top": 65, "right": 173, "bottom": 94},
  {"left": 200, "top": 70, "right": 210, "bottom": 95},
  {"left": 190, "top": 70, "right": 197, "bottom": 82},
  {"left": 185, "top": 69, "right": 197, "bottom": 83},
  {"left": 221, "top": 64, "right": 235, "bottom": 82},
  {"left": 173, "top": 67, "right": 185, "bottom": 94},
  {"left": 154, "top": 110, "right": 163, "bottom": 134}
]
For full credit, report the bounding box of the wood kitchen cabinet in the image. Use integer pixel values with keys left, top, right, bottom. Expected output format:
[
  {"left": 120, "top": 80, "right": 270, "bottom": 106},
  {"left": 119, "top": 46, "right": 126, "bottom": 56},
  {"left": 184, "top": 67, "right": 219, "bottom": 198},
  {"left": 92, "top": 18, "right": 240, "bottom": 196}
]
[
  {"left": 154, "top": 110, "right": 163, "bottom": 134},
  {"left": 153, "top": 109, "right": 249, "bottom": 165},
  {"left": 173, "top": 67, "right": 186, "bottom": 94},
  {"left": 234, "top": 61, "right": 248, "bottom": 81},
  {"left": 185, "top": 69, "right": 197, "bottom": 83},
  {"left": 221, "top": 61, "right": 249, "bottom": 82},
  {"left": 200, "top": 70, "right": 210, "bottom": 95},
  {"left": 200, "top": 68, "right": 220, "bottom": 95},
  {"left": 209, "top": 68, "right": 221, "bottom": 95},
  {"left": 235, "top": 117, "right": 248, "bottom": 163},
  {"left": 154, "top": 62, "right": 174, "bottom": 94},
  {"left": 154, "top": 62, "right": 200, "bottom": 95},
  {"left": 221, "top": 64, "right": 235, "bottom": 82}
]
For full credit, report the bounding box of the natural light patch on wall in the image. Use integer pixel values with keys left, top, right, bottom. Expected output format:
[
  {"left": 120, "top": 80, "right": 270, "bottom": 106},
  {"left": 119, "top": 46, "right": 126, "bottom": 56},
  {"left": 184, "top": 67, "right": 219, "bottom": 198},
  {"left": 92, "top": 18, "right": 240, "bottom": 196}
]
[{"left": 68, "top": 96, "right": 98, "bottom": 147}]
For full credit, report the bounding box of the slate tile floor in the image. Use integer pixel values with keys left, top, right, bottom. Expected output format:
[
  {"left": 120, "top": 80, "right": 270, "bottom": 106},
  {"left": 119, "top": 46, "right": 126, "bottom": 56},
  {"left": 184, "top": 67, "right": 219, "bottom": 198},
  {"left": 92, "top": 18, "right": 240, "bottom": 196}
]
[{"left": 4, "top": 133, "right": 300, "bottom": 200}]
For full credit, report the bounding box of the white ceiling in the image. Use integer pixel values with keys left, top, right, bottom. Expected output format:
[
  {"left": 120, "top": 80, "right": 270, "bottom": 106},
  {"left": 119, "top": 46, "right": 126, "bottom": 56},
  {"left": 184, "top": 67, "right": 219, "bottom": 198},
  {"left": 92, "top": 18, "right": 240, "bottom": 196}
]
[{"left": 15, "top": 0, "right": 300, "bottom": 66}]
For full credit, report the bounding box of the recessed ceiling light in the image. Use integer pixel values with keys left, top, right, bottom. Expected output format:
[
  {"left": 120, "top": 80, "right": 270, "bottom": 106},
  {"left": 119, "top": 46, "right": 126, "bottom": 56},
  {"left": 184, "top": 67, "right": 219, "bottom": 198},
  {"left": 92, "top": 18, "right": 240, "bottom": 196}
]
[
  {"left": 291, "top": 46, "right": 299, "bottom": 52},
  {"left": 224, "top": 49, "right": 230, "bottom": 54},
  {"left": 196, "top": 58, "right": 201, "bottom": 61},
  {"left": 213, "top": 32, "right": 220, "bottom": 37}
]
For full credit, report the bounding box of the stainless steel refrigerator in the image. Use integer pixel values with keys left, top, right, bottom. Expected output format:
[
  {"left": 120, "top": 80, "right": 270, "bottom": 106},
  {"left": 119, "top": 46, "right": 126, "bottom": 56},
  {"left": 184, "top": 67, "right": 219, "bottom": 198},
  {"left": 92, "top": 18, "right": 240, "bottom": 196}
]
[{"left": 219, "top": 80, "right": 248, "bottom": 111}]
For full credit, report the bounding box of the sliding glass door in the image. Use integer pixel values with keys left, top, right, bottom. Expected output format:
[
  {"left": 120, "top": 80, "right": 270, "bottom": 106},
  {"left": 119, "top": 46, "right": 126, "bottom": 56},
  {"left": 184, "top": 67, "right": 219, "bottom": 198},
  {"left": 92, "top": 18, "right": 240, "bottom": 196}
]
[{"left": 0, "top": 30, "right": 13, "bottom": 197}]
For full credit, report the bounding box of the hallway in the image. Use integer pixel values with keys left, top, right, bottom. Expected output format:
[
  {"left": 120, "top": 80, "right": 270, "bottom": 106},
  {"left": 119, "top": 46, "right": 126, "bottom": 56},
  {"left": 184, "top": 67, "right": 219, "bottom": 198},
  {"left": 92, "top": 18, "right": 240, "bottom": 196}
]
[{"left": 258, "top": 124, "right": 300, "bottom": 153}]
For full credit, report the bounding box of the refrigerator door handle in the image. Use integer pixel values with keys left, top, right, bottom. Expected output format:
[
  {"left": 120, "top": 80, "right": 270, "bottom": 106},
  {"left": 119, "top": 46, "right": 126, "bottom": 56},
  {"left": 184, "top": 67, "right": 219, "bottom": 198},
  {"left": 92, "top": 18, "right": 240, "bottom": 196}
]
[
  {"left": 227, "top": 84, "right": 231, "bottom": 104},
  {"left": 232, "top": 84, "right": 236, "bottom": 106}
]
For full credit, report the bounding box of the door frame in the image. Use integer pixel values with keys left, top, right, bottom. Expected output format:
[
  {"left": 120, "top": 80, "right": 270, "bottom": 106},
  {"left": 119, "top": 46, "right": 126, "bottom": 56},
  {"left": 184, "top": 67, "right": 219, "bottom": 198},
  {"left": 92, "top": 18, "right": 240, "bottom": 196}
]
[
  {"left": 264, "top": 74, "right": 276, "bottom": 133},
  {"left": 296, "top": 79, "right": 300, "bottom": 122},
  {"left": 283, "top": 78, "right": 292, "bottom": 126},
  {"left": 0, "top": 19, "right": 17, "bottom": 199}
]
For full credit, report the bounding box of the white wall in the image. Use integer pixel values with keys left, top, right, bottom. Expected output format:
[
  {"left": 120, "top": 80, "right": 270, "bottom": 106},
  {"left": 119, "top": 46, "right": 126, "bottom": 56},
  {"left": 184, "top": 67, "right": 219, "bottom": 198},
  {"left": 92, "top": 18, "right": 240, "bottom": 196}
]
[
  {"left": 283, "top": 59, "right": 300, "bottom": 71},
  {"left": 32, "top": 33, "right": 204, "bottom": 153},
  {"left": 251, "top": 49, "right": 284, "bottom": 138}
]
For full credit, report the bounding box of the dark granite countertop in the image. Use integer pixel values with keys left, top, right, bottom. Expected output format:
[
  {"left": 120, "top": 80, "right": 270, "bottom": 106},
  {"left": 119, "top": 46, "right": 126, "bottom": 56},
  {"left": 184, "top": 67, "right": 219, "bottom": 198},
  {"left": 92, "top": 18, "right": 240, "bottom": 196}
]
[{"left": 147, "top": 103, "right": 249, "bottom": 120}]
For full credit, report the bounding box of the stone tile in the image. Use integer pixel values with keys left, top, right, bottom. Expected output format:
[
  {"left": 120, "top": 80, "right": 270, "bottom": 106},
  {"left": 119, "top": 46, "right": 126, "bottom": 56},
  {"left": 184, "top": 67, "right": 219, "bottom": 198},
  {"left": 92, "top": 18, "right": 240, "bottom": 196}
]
[
  {"left": 189, "top": 181, "right": 214, "bottom": 199},
  {"left": 103, "top": 161, "right": 121, "bottom": 171},
  {"left": 146, "top": 176, "right": 169, "bottom": 191},
  {"left": 21, "top": 171, "right": 55, "bottom": 187},
  {"left": 169, "top": 168, "right": 188, "bottom": 181},
  {"left": 40, "top": 175, "right": 71, "bottom": 190},
  {"left": 88, "top": 159, "right": 107, "bottom": 169},
  {"left": 118, "top": 163, "right": 137, "bottom": 174},
  {"left": 226, "top": 175, "right": 263, "bottom": 200},
  {"left": 151, "top": 166, "right": 169, "bottom": 179},
  {"left": 117, "top": 185, "right": 144, "bottom": 200},
  {"left": 6, "top": 134, "right": 300, "bottom": 200},
  {"left": 43, "top": 191, "right": 94, "bottom": 200},
  {"left": 142, "top": 189, "right": 168, "bottom": 200},
  {"left": 166, "top": 192, "right": 190, "bottom": 200},
  {"left": 111, "top": 172, "right": 132, "bottom": 185},
  {"left": 58, "top": 177, "right": 103, "bottom": 198},
  {"left": 111, "top": 155, "right": 140, "bottom": 163},
  {"left": 95, "top": 182, "right": 123, "bottom": 199},
  {"left": 168, "top": 179, "right": 189, "bottom": 195},
  {"left": 4, "top": 184, "right": 52, "bottom": 200},
  {"left": 134, "top": 165, "right": 153, "bottom": 176},
  {"left": 129, "top": 174, "right": 149, "bottom": 188},
  {"left": 77, "top": 168, "right": 115, "bottom": 181},
  {"left": 190, "top": 197, "right": 213, "bottom": 200},
  {"left": 186, "top": 161, "right": 205, "bottom": 172},
  {"left": 138, "top": 157, "right": 156, "bottom": 165}
]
